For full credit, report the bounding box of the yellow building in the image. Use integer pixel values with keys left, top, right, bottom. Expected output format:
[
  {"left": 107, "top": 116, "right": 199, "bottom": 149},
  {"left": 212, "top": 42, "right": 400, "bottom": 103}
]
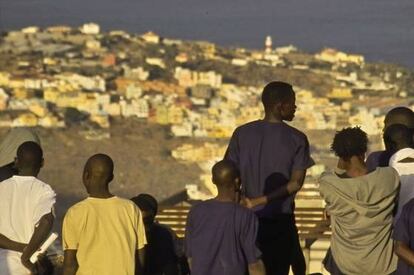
[
  {"left": 196, "top": 41, "right": 216, "bottom": 59},
  {"left": 0, "top": 72, "right": 10, "bottom": 86},
  {"left": 39, "top": 115, "right": 65, "bottom": 128},
  {"left": 171, "top": 143, "right": 226, "bottom": 162},
  {"left": 200, "top": 115, "right": 217, "bottom": 130},
  {"left": 175, "top": 53, "right": 189, "bottom": 63},
  {"left": 9, "top": 78, "right": 25, "bottom": 89},
  {"left": 29, "top": 103, "right": 48, "bottom": 117},
  {"left": 316, "top": 48, "right": 364, "bottom": 65},
  {"left": 327, "top": 88, "right": 353, "bottom": 99},
  {"left": 0, "top": 89, "right": 9, "bottom": 111},
  {"left": 90, "top": 114, "right": 110, "bottom": 128},
  {"left": 13, "top": 88, "right": 30, "bottom": 100},
  {"left": 141, "top": 31, "right": 160, "bottom": 44},
  {"left": 13, "top": 113, "right": 38, "bottom": 127},
  {"left": 44, "top": 89, "right": 59, "bottom": 102},
  {"left": 154, "top": 105, "right": 169, "bottom": 125},
  {"left": 46, "top": 25, "right": 72, "bottom": 33},
  {"left": 167, "top": 105, "right": 184, "bottom": 124}
]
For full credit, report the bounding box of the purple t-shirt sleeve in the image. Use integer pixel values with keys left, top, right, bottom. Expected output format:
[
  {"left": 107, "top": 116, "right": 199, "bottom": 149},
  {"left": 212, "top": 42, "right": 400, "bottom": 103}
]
[
  {"left": 241, "top": 211, "right": 262, "bottom": 264},
  {"left": 292, "top": 135, "right": 314, "bottom": 171},
  {"left": 393, "top": 202, "right": 411, "bottom": 244},
  {"left": 224, "top": 130, "right": 240, "bottom": 166}
]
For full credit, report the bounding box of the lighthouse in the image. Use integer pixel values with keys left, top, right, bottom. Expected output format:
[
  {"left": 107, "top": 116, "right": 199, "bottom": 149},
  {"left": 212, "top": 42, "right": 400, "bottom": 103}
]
[{"left": 265, "top": 36, "right": 272, "bottom": 53}]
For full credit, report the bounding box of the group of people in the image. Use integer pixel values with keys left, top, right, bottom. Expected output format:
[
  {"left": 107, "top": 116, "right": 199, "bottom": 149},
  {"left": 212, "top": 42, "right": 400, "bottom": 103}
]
[{"left": 1, "top": 81, "right": 414, "bottom": 275}]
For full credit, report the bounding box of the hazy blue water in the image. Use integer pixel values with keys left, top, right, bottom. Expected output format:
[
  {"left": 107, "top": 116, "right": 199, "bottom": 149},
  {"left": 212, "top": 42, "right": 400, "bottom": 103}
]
[{"left": 1, "top": 0, "right": 414, "bottom": 68}]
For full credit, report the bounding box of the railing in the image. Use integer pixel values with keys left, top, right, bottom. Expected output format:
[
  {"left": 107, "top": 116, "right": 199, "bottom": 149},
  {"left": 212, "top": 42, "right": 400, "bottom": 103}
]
[
  {"left": 156, "top": 205, "right": 330, "bottom": 274},
  {"left": 156, "top": 206, "right": 330, "bottom": 239}
]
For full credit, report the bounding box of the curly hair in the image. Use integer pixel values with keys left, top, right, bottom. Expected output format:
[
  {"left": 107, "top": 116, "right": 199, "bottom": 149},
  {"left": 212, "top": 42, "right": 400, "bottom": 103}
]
[{"left": 331, "top": 127, "right": 368, "bottom": 160}]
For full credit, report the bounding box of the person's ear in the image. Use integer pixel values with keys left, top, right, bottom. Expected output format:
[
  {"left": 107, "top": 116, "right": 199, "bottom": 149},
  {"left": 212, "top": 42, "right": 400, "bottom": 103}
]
[
  {"left": 40, "top": 158, "right": 44, "bottom": 168},
  {"left": 337, "top": 158, "right": 346, "bottom": 169},
  {"left": 275, "top": 102, "right": 283, "bottom": 111},
  {"left": 234, "top": 177, "right": 241, "bottom": 191},
  {"left": 83, "top": 170, "right": 89, "bottom": 182},
  {"left": 109, "top": 173, "right": 114, "bottom": 183},
  {"left": 14, "top": 157, "right": 18, "bottom": 168}
]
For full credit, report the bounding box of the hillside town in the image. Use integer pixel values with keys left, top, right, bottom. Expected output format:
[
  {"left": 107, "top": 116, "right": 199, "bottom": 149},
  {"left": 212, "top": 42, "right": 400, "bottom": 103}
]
[
  {"left": 1, "top": 23, "right": 413, "bottom": 133},
  {"left": 1, "top": 23, "right": 414, "bottom": 198}
]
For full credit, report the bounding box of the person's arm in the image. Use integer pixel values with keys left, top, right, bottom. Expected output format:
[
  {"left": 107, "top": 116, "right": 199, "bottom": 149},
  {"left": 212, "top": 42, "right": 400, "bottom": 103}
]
[
  {"left": 395, "top": 240, "right": 414, "bottom": 267},
  {"left": 244, "top": 169, "right": 306, "bottom": 208},
  {"left": 62, "top": 249, "right": 78, "bottom": 275},
  {"left": 224, "top": 129, "right": 240, "bottom": 165},
  {"left": 248, "top": 259, "right": 265, "bottom": 275},
  {"left": 135, "top": 247, "right": 146, "bottom": 275},
  {"left": 187, "top": 257, "right": 192, "bottom": 271},
  {"left": 0, "top": 234, "right": 26, "bottom": 252},
  {"left": 20, "top": 212, "right": 54, "bottom": 270}
]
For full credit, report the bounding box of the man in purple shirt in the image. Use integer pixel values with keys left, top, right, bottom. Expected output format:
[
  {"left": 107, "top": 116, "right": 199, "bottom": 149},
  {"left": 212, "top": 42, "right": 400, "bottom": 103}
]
[
  {"left": 185, "top": 160, "right": 265, "bottom": 275},
  {"left": 366, "top": 106, "right": 414, "bottom": 171},
  {"left": 394, "top": 198, "right": 414, "bottom": 274},
  {"left": 225, "top": 81, "right": 314, "bottom": 275}
]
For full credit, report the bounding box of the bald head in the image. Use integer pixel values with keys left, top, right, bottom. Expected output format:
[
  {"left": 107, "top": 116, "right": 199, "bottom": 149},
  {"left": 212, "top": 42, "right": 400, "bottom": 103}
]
[
  {"left": 384, "top": 107, "right": 414, "bottom": 129},
  {"left": 83, "top": 154, "right": 114, "bottom": 191},
  {"left": 212, "top": 160, "right": 240, "bottom": 189},
  {"left": 15, "top": 141, "right": 43, "bottom": 173}
]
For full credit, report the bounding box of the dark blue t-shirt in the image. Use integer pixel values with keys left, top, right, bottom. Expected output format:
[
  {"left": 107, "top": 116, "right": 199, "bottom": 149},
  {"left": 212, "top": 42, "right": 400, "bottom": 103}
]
[
  {"left": 145, "top": 223, "right": 179, "bottom": 275},
  {"left": 185, "top": 200, "right": 261, "bottom": 275},
  {"left": 394, "top": 198, "right": 414, "bottom": 275},
  {"left": 366, "top": 150, "right": 393, "bottom": 172},
  {"left": 225, "top": 120, "right": 314, "bottom": 217}
]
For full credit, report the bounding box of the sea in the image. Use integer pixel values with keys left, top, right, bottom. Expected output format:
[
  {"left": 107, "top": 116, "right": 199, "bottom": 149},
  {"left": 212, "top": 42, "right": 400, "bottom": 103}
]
[{"left": 1, "top": 0, "right": 414, "bottom": 68}]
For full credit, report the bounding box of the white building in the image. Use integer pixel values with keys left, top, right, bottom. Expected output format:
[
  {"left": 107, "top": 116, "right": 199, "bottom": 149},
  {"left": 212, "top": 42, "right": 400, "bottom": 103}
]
[
  {"left": 171, "top": 122, "right": 193, "bottom": 137},
  {"left": 231, "top": 58, "right": 248, "bottom": 66},
  {"left": 80, "top": 23, "right": 100, "bottom": 35},
  {"left": 265, "top": 36, "right": 272, "bottom": 54},
  {"left": 57, "top": 73, "right": 106, "bottom": 92},
  {"left": 120, "top": 98, "right": 150, "bottom": 118},
  {"left": 145, "top": 57, "right": 166, "bottom": 69},
  {"left": 174, "top": 67, "right": 222, "bottom": 88},
  {"left": 21, "top": 26, "right": 39, "bottom": 34},
  {"left": 141, "top": 32, "right": 160, "bottom": 44}
]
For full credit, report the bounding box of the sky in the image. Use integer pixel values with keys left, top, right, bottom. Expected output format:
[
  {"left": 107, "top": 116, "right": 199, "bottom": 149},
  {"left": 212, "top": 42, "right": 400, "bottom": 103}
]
[{"left": 1, "top": 0, "right": 414, "bottom": 67}]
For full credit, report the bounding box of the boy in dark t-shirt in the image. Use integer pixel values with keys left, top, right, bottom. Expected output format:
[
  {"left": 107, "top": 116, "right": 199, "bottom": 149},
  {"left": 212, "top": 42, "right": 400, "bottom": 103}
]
[
  {"left": 185, "top": 160, "right": 264, "bottom": 275},
  {"left": 131, "top": 193, "right": 182, "bottom": 275}
]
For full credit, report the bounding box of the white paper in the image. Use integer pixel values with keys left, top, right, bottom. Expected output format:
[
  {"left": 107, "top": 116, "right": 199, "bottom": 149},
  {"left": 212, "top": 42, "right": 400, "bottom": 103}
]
[{"left": 30, "top": 232, "right": 59, "bottom": 263}]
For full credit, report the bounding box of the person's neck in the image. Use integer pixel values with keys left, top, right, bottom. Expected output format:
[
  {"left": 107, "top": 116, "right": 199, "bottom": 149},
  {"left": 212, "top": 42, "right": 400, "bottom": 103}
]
[
  {"left": 215, "top": 189, "right": 236, "bottom": 203},
  {"left": 345, "top": 157, "right": 367, "bottom": 177},
  {"left": 17, "top": 168, "right": 38, "bottom": 177},
  {"left": 395, "top": 144, "right": 412, "bottom": 152},
  {"left": 263, "top": 113, "right": 283, "bottom": 123},
  {"left": 89, "top": 189, "right": 113, "bottom": 199}
]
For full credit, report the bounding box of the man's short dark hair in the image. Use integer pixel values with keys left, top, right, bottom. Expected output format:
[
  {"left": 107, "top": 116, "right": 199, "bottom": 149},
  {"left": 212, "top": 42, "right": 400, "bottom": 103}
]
[
  {"left": 16, "top": 141, "right": 43, "bottom": 168},
  {"left": 385, "top": 107, "right": 414, "bottom": 129},
  {"left": 383, "top": 124, "right": 413, "bottom": 149},
  {"left": 261, "top": 81, "right": 294, "bottom": 110},
  {"left": 331, "top": 127, "right": 368, "bottom": 160},
  {"left": 131, "top": 193, "right": 158, "bottom": 215}
]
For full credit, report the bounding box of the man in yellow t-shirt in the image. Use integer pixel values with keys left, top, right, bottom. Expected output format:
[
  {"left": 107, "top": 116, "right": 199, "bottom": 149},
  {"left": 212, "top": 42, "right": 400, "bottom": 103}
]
[{"left": 62, "top": 154, "right": 147, "bottom": 275}]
